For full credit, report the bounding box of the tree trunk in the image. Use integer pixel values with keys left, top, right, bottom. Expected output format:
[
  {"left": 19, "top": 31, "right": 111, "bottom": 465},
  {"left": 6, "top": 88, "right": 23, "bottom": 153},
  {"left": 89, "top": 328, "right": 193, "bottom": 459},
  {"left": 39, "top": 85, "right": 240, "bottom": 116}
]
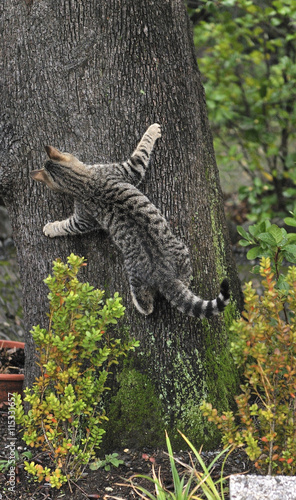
[{"left": 1, "top": 0, "right": 242, "bottom": 447}]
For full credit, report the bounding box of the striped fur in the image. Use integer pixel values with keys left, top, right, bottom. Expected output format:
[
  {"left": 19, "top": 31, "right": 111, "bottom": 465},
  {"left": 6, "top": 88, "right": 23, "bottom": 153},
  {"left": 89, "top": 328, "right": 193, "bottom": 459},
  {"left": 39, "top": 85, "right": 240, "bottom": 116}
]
[{"left": 31, "top": 124, "right": 230, "bottom": 318}]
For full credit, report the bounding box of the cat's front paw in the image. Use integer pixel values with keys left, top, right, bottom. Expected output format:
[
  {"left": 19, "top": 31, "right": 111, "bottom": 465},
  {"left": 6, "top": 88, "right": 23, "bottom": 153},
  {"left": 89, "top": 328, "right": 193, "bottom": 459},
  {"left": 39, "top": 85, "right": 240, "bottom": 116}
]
[
  {"left": 43, "top": 222, "right": 59, "bottom": 238},
  {"left": 148, "top": 123, "right": 161, "bottom": 140}
]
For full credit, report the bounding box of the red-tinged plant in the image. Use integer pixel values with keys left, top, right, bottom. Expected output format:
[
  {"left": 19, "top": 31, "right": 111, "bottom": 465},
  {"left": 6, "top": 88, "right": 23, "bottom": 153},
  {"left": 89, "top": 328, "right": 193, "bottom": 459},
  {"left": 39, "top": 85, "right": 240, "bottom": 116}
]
[
  {"left": 14, "top": 254, "right": 138, "bottom": 490},
  {"left": 201, "top": 256, "right": 296, "bottom": 475}
]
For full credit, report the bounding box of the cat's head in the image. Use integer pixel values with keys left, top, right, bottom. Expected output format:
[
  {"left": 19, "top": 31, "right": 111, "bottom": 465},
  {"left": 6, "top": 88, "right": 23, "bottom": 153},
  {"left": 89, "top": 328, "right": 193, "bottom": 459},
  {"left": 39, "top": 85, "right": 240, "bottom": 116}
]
[{"left": 31, "top": 146, "right": 87, "bottom": 193}]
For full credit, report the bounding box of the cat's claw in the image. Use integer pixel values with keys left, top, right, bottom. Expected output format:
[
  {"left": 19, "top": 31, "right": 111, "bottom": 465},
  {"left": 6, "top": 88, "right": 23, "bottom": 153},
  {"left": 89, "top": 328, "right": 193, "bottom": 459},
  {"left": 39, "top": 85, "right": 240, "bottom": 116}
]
[
  {"left": 43, "top": 222, "right": 57, "bottom": 238},
  {"left": 148, "top": 123, "right": 161, "bottom": 140}
]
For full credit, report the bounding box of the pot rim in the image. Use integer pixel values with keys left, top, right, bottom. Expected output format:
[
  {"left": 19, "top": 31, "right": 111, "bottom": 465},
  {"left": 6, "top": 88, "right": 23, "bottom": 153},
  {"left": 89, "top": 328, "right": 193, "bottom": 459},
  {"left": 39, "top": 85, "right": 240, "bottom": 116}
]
[
  {"left": 0, "top": 373, "right": 25, "bottom": 380},
  {"left": 0, "top": 340, "right": 25, "bottom": 349},
  {"left": 0, "top": 341, "right": 25, "bottom": 379}
]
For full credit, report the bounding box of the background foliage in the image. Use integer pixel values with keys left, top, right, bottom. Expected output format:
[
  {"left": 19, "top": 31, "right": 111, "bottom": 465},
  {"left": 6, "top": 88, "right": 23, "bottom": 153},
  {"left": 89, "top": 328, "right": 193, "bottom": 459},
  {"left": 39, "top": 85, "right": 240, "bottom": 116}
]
[{"left": 190, "top": 0, "right": 296, "bottom": 221}]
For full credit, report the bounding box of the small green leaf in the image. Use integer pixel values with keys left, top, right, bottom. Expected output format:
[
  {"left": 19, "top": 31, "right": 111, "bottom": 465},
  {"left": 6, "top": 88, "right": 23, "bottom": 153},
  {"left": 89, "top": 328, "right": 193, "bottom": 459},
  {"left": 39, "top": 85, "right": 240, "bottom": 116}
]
[
  {"left": 239, "top": 239, "right": 252, "bottom": 247},
  {"left": 276, "top": 275, "right": 290, "bottom": 292},
  {"left": 287, "top": 233, "right": 296, "bottom": 243},
  {"left": 258, "top": 232, "right": 277, "bottom": 246},
  {"left": 269, "top": 224, "right": 286, "bottom": 245},
  {"left": 284, "top": 217, "right": 296, "bottom": 227},
  {"left": 237, "top": 225, "right": 251, "bottom": 240},
  {"left": 247, "top": 246, "right": 263, "bottom": 260},
  {"left": 283, "top": 251, "right": 296, "bottom": 264},
  {"left": 282, "top": 244, "right": 296, "bottom": 255}
]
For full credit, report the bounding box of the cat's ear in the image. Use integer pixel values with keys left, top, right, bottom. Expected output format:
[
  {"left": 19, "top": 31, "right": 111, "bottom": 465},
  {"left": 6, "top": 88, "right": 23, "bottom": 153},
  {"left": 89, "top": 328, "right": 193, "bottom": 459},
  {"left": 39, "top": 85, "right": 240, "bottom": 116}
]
[
  {"left": 30, "top": 168, "right": 51, "bottom": 185},
  {"left": 45, "top": 145, "right": 69, "bottom": 162}
]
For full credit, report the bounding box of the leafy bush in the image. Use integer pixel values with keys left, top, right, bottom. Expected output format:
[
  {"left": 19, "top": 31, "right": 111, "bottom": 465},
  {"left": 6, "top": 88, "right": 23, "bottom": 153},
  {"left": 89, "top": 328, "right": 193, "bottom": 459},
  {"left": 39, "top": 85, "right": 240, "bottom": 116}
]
[
  {"left": 14, "top": 254, "right": 138, "bottom": 489},
  {"left": 237, "top": 211, "right": 296, "bottom": 279},
  {"left": 191, "top": 0, "right": 296, "bottom": 220},
  {"left": 201, "top": 253, "right": 296, "bottom": 475}
]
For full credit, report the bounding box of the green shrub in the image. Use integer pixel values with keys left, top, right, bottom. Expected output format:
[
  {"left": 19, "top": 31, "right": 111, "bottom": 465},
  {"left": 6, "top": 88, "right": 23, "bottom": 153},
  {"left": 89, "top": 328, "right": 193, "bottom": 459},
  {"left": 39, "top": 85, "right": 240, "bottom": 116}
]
[
  {"left": 201, "top": 256, "right": 296, "bottom": 474},
  {"left": 237, "top": 214, "right": 296, "bottom": 276},
  {"left": 14, "top": 254, "right": 138, "bottom": 489}
]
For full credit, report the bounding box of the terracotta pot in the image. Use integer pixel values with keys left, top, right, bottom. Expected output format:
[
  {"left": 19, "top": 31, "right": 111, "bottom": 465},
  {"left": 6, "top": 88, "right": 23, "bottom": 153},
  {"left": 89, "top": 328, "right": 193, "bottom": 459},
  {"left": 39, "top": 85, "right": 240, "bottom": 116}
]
[{"left": 0, "top": 340, "right": 25, "bottom": 403}]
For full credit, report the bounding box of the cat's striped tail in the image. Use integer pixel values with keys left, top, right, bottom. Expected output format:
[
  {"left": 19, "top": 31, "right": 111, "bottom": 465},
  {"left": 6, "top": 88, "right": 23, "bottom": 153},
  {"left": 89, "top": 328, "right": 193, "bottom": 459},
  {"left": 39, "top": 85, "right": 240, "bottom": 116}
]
[{"left": 159, "top": 278, "right": 230, "bottom": 319}]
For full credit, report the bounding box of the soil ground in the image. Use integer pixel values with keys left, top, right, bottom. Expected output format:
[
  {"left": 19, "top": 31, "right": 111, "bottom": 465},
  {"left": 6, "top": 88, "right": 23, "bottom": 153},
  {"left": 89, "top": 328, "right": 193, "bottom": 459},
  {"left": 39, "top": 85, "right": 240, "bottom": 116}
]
[{"left": 0, "top": 405, "right": 256, "bottom": 500}]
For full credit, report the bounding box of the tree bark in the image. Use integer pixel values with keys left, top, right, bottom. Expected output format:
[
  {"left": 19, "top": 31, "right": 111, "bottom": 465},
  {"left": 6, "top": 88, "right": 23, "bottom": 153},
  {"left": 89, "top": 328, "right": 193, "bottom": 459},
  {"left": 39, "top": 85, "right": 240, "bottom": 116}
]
[{"left": 1, "top": 0, "right": 242, "bottom": 446}]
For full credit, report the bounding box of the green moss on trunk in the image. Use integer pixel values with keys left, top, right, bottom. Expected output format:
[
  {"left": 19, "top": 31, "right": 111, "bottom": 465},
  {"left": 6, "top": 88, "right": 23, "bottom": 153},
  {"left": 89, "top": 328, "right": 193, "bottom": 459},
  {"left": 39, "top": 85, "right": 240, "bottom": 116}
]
[
  {"left": 103, "top": 367, "right": 166, "bottom": 450},
  {"left": 103, "top": 319, "right": 239, "bottom": 451}
]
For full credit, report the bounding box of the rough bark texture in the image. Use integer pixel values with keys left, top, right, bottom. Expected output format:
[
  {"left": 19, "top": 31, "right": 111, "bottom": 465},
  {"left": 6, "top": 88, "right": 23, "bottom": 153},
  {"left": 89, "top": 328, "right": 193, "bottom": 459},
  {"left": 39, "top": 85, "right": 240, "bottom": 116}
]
[{"left": 1, "top": 0, "right": 242, "bottom": 446}]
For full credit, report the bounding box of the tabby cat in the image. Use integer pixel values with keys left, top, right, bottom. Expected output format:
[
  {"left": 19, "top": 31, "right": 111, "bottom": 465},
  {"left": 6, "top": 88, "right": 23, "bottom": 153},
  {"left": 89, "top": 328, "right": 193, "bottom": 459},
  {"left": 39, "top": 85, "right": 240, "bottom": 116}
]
[{"left": 31, "top": 124, "right": 230, "bottom": 318}]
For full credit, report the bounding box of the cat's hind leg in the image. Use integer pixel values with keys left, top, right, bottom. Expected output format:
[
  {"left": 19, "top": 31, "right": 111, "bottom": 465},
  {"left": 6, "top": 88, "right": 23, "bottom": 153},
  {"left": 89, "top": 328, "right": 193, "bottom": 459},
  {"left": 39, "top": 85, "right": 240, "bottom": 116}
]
[
  {"left": 177, "top": 252, "right": 193, "bottom": 287},
  {"left": 129, "top": 282, "right": 155, "bottom": 315}
]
